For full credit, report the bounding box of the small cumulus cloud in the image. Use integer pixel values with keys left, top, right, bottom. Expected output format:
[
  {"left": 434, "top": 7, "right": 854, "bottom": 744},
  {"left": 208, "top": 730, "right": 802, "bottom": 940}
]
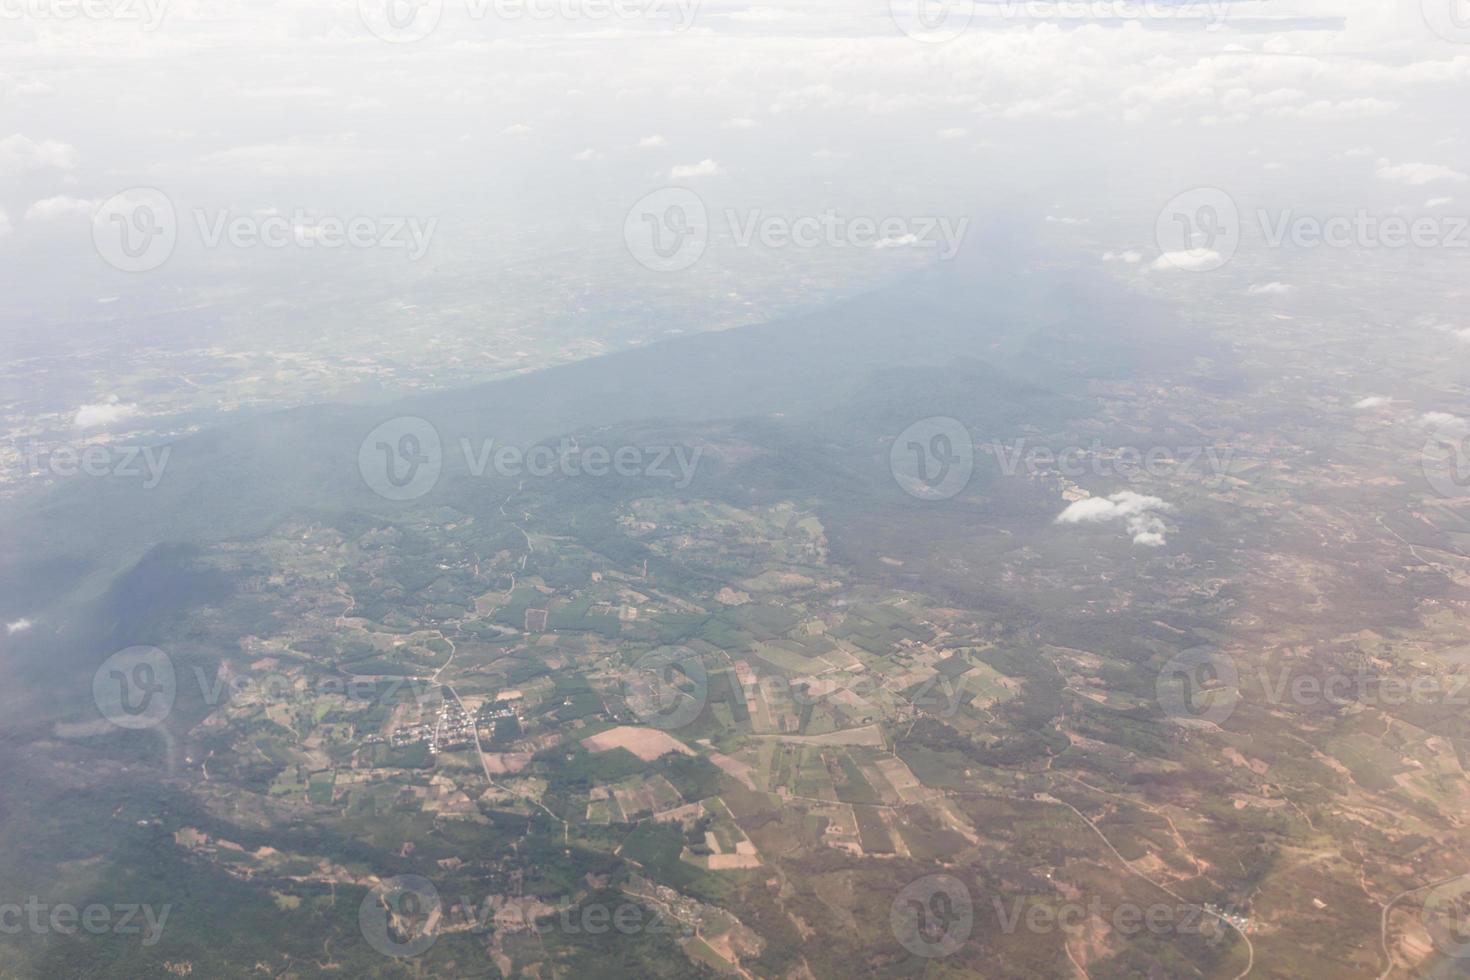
[
  {"left": 637, "top": 135, "right": 667, "bottom": 148},
  {"left": 504, "top": 123, "right": 531, "bottom": 136},
  {"left": 1055, "top": 491, "right": 1174, "bottom": 547},
  {"left": 1354, "top": 396, "right": 1391, "bottom": 409},
  {"left": 24, "top": 195, "right": 98, "bottom": 222},
  {"left": 669, "top": 159, "right": 722, "bottom": 178},
  {"left": 74, "top": 400, "right": 139, "bottom": 429},
  {"left": 1102, "top": 250, "right": 1142, "bottom": 264},
  {"left": 1248, "top": 282, "right": 1294, "bottom": 295},
  {"left": 937, "top": 127, "right": 968, "bottom": 140},
  {"left": 721, "top": 118, "right": 756, "bottom": 129},
  {"left": 1420, "top": 412, "right": 1470, "bottom": 438},
  {"left": 0, "top": 134, "right": 78, "bottom": 176},
  {"left": 1151, "top": 250, "right": 1222, "bottom": 272},
  {"left": 5, "top": 619, "right": 32, "bottom": 635},
  {"left": 1376, "top": 160, "right": 1468, "bottom": 185}
]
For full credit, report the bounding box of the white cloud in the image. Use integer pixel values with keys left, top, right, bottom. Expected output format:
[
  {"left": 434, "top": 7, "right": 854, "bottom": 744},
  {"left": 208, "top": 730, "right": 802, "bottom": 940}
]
[
  {"left": 5, "top": 619, "right": 31, "bottom": 635},
  {"left": 1426, "top": 197, "right": 1454, "bottom": 208},
  {"left": 25, "top": 195, "right": 98, "bottom": 222},
  {"left": 1248, "top": 282, "right": 1295, "bottom": 295},
  {"left": 0, "top": 134, "right": 78, "bottom": 176},
  {"left": 669, "top": 159, "right": 722, "bottom": 178},
  {"left": 873, "top": 233, "right": 920, "bottom": 249},
  {"left": 721, "top": 118, "right": 756, "bottom": 129},
  {"left": 937, "top": 127, "right": 968, "bottom": 139},
  {"left": 1045, "top": 215, "right": 1088, "bottom": 226},
  {"left": 1102, "top": 250, "right": 1142, "bottom": 264},
  {"left": 504, "top": 123, "right": 531, "bottom": 136},
  {"left": 0, "top": 209, "right": 11, "bottom": 238},
  {"left": 1420, "top": 412, "right": 1470, "bottom": 437},
  {"left": 74, "top": 401, "right": 139, "bottom": 429},
  {"left": 1151, "top": 250, "right": 1223, "bottom": 272},
  {"left": 1055, "top": 491, "right": 1174, "bottom": 547},
  {"left": 1377, "top": 160, "right": 1468, "bottom": 185},
  {"left": 1354, "top": 396, "right": 1391, "bottom": 409},
  {"left": 572, "top": 148, "right": 602, "bottom": 161},
  {"left": 637, "top": 135, "right": 667, "bottom": 147}
]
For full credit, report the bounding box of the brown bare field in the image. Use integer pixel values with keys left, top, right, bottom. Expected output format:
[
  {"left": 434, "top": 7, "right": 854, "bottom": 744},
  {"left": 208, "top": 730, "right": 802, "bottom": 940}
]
[
  {"left": 581, "top": 726, "right": 694, "bottom": 761},
  {"left": 754, "top": 724, "right": 885, "bottom": 747},
  {"left": 482, "top": 752, "right": 532, "bottom": 774}
]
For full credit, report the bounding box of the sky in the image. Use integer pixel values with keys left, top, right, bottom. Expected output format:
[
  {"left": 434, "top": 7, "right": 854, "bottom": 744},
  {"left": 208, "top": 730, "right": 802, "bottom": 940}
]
[{"left": 1, "top": 0, "right": 1467, "bottom": 415}]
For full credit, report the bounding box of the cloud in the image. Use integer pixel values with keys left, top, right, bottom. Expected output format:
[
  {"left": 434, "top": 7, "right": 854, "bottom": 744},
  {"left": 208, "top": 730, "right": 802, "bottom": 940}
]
[
  {"left": 1354, "top": 396, "right": 1391, "bottom": 409},
  {"left": 1248, "top": 282, "right": 1295, "bottom": 295},
  {"left": 1102, "top": 250, "right": 1142, "bottom": 264},
  {"left": 74, "top": 401, "right": 139, "bottom": 428},
  {"left": 0, "top": 209, "right": 10, "bottom": 238},
  {"left": 721, "top": 118, "right": 756, "bottom": 129},
  {"left": 5, "top": 619, "right": 31, "bottom": 635},
  {"left": 0, "top": 134, "right": 78, "bottom": 176},
  {"left": 1426, "top": 197, "right": 1454, "bottom": 208},
  {"left": 1376, "top": 160, "right": 1468, "bottom": 185},
  {"left": 24, "top": 195, "right": 98, "bottom": 222},
  {"left": 504, "top": 123, "right": 531, "bottom": 136},
  {"left": 669, "top": 159, "right": 722, "bottom": 178},
  {"left": 937, "top": 127, "right": 968, "bottom": 139},
  {"left": 1055, "top": 491, "right": 1173, "bottom": 547},
  {"left": 1151, "top": 250, "right": 1222, "bottom": 272},
  {"left": 637, "top": 135, "right": 667, "bottom": 147},
  {"left": 1420, "top": 412, "right": 1470, "bottom": 438},
  {"left": 571, "top": 148, "right": 602, "bottom": 161},
  {"left": 873, "top": 233, "right": 920, "bottom": 249}
]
